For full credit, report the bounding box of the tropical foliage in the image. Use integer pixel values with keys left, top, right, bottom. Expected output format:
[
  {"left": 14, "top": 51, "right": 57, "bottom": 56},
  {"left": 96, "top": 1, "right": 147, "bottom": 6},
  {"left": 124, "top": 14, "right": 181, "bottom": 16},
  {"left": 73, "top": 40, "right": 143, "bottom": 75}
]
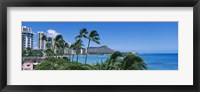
[
  {"left": 22, "top": 48, "right": 43, "bottom": 57},
  {"left": 96, "top": 51, "right": 147, "bottom": 70},
  {"left": 35, "top": 57, "right": 97, "bottom": 70}
]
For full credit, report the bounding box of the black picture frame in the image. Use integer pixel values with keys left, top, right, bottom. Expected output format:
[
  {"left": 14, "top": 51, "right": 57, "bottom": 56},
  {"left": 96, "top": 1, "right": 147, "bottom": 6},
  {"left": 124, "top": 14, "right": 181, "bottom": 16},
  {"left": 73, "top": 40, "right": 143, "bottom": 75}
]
[{"left": 0, "top": 0, "right": 200, "bottom": 92}]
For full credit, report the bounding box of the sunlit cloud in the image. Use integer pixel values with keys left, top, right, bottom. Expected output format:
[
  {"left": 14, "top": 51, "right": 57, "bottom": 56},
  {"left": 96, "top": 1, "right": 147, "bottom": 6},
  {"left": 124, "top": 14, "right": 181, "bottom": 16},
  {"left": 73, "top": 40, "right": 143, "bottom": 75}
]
[{"left": 47, "top": 29, "right": 59, "bottom": 38}]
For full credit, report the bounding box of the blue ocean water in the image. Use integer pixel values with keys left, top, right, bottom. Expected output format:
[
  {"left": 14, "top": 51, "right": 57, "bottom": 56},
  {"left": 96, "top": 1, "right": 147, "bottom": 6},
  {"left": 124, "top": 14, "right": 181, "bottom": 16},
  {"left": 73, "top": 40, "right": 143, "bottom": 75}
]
[
  {"left": 75, "top": 53, "right": 178, "bottom": 70},
  {"left": 138, "top": 53, "right": 178, "bottom": 70}
]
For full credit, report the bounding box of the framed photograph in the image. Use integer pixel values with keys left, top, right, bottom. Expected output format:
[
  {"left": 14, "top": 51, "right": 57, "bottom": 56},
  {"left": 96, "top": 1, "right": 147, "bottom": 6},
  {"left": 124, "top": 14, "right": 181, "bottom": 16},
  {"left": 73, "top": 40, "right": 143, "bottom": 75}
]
[{"left": 0, "top": 0, "right": 199, "bottom": 92}]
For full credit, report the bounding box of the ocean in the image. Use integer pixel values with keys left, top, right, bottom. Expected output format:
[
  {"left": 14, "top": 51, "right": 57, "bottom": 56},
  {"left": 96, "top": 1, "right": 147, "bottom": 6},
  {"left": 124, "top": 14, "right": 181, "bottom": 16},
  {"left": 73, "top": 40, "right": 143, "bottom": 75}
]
[{"left": 75, "top": 53, "right": 178, "bottom": 70}]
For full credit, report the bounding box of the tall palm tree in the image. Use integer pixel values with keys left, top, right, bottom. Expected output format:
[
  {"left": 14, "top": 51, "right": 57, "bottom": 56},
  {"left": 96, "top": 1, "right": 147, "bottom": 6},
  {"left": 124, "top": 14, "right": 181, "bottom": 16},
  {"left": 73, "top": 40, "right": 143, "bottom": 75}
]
[
  {"left": 42, "top": 34, "right": 64, "bottom": 57},
  {"left": 54, "top": 35, "right": 63, "bottom": 47},
  {"left": 64, "top": 42, "right": 69, "bottom": 58},
  {"left": 53, "top": 35, "right": 64, "bottom": 56},
  {"left": 74, "top": 39, "right": 83, "bottom": 62},
  {"left": 85, "top": 30, "right": 100, "bottom": 64},
  {"left": 42, "top": 35, "right": 53, "bottom": 49},
  {"left": 75, "top": 28, "right": 88, "bottom": 61},
  {"left": 42, "top": 35, "right": 54, "bottom": 57},
  {"left": 56, "top": 40, "right": 69, "bottom": 56},
  {"left": 70, "top": 44, "right": 76, "bottom": 62}
]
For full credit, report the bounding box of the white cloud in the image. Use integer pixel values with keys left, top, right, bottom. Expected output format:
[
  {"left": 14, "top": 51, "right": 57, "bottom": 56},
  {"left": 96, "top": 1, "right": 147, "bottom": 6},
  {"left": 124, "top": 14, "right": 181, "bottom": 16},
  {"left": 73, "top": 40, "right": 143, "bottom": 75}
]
[{"left": 47, "top": 29, "right": 59, "bottom": 38}]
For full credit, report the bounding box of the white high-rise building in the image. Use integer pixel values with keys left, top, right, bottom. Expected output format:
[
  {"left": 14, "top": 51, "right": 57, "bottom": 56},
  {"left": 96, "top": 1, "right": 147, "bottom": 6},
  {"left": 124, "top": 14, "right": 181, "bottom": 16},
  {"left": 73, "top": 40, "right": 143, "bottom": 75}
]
[
  {"left": 38, "top": 32, "right": 46, "bottom": 50},
  {"left": 22, "top": 26, "right": 34, "bottom": 49}
]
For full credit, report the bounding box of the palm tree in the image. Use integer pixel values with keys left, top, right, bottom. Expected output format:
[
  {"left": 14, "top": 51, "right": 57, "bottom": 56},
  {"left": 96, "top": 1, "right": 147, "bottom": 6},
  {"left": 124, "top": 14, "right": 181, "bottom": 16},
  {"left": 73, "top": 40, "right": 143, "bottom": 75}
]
[
  {"left": 98, "top": 51, "right": 123, "bottom": 70},
  {"left": 122, "top": 53, "right": 147, "bottom": 70},
  {"left": 46, "top": 37, "right": 53, "bottom": 49},
  {"left": 75, "top": 28, "right": 88, "bottom": 61},
  {"left": 74, "top": 39, "right": 83, "bottom": 62},
  {"left": 70, "top": 44, "right": 76, "bottom": 62},
  {"left": 85, "top": 30, "right": 100, "bottom": 64},
  {"left": 53, "top": 35, "right": 64, "bottom": 57},
  {"left": 42, "top": 34, "right": 64, "bottom": 57},
  {"left": 64, "top": 42, "right": 69, "bottom": 58},
  {"left": 61, "top": 40, "right": 70, "bottom": 59},
  {"left": 41, "top": 35, "right": 47, "bottom": 41},
  {"left": 54, "top": 35, "right": 63, "bottom": 48},
  {"left": 41, "top": 35, "right": 53, "bottom": 49},
  {"left": 56, "top": 40, "right": 69, "bottom": 56},
  {"left": 75, "top": 28, "right": 88, "bottom": 40},
  {"left": 41, "top": 35, "right": 54, "bottom": 57}
]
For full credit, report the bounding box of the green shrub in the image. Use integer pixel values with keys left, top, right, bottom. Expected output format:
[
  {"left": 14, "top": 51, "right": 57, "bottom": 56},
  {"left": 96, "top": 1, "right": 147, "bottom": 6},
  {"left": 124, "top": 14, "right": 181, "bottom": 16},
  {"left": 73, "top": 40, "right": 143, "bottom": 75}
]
[
  {"left": 34, "top": 60, "right": 55, "bottom": 70},
  {"left": 95, "top": 51, "right": 147, "bottom": 70},
  {"left": 34, "top": 57, "right": 97, "bottom": 70}
]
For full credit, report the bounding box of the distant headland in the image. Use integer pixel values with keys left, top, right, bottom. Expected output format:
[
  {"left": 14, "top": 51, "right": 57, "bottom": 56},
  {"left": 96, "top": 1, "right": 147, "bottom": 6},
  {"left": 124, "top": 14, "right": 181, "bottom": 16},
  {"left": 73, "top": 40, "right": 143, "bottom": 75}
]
[{"left": 88, "top": 45, "right": 115, "bottom": 54}]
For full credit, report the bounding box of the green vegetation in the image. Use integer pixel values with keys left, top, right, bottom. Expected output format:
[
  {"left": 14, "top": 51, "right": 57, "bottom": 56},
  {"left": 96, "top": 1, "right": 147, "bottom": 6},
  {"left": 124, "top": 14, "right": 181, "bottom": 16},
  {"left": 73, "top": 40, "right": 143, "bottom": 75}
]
[
  {"left": 96, "top": 51, "right": 147, "bottom": 70},
  {"left": 34, "top": 51, "right": 147, "bottom": 70},
  {"left": 35, "top": 57, "right": 97, "bottom": 70},
  {"left": 22, "top": 47, "right": 43, "bottom": 57}
]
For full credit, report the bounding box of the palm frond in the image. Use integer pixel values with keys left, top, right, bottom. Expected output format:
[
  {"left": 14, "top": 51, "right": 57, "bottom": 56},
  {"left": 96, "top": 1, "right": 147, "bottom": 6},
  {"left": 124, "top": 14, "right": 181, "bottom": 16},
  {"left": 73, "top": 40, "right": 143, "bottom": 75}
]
[
  {"left": 54, "top": 35, "right": 63, "bottom": 41},
  {"left": 89, "top": 30, "right": 99, "bottom": 38}
]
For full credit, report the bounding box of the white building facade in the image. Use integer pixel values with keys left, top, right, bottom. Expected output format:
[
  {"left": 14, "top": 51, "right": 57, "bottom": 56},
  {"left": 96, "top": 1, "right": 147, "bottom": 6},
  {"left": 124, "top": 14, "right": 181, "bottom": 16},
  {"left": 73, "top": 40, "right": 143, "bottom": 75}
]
[{"left": 22, "top": 26, "right": 34, "bottom": 49}]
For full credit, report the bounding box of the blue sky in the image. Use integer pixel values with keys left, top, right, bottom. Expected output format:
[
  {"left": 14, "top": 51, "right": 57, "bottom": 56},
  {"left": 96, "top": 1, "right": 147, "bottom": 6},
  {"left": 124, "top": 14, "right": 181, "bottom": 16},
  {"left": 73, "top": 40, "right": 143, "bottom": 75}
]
[{"left": 22, "top": 22, "right": 178, "bottom": 53}]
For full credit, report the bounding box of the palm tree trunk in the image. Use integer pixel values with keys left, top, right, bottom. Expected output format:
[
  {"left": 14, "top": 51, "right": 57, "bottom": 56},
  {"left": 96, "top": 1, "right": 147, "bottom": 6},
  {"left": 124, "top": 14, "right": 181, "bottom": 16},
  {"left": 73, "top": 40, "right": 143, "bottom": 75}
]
[
  {"left": 76, "top": 54, "right": 79, "bottom": 62},
  {"left": 68, "top": 54, "right": 71, "bottom": 61},
  {"left": 72, "top": 54, "right": 74, "bottom": 62},
  {"left": 76, "top": 48, "right": 79, "bottom": 62},
  {"left": 67, "top": 49, "right": 70, "bottom": 60},
  {"left": 85, "top": 39, "right": 91, "bottom": 64},
  {"left": 52, "top": 40, "right": 57, "bottom": 57}
]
